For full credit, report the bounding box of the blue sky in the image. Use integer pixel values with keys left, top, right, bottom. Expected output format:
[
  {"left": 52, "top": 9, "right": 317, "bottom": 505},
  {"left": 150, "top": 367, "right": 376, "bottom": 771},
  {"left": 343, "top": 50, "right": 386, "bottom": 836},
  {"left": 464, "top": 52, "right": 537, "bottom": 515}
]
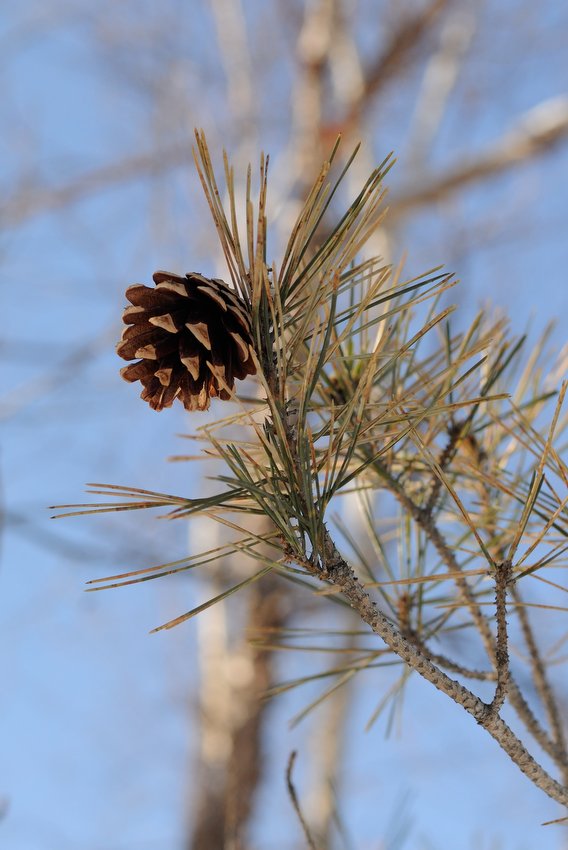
[{"left": 1, "top": 2, "right": 568, "bottom": 848}]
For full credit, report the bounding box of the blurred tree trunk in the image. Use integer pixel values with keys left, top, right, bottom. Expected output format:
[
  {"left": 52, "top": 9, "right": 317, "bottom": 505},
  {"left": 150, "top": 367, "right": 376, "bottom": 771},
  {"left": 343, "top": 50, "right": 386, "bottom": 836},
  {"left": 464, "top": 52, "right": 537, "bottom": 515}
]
[{"left": 187, "top": 522, "right": 287, "bottom": 850}]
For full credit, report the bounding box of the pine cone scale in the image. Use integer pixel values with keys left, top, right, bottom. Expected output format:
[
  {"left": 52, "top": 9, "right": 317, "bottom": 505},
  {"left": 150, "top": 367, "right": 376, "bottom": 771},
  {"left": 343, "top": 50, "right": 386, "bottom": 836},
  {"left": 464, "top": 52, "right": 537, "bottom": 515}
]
[
  {"left": 136, "top": 333, "right": 180, "bottom": 360},
  {"left": 123, "top": 305, "right": 149, "bottom": 324},
  {"left": 181, "top": 353, "right": 200, "bottom": 380},
  {"left": 196, "top": 284, "right": 228, "bottom": 311},
  {"left": 117, "top": 325, "right": 163, "bottom": 360},
  {"left": 120, "top": 361, "right": 155, "bottom": 382},
  {"left": 185, "top": 321, "right": 212, "bottom": 350},
  {"left": 125, "top": 284, "right": 180, "bottom": 310},
  {"left": 155, "top": 367, "right": 173, "bottom": 387},
  {"left": 229, "top": 330, "right": 251, "bottom": 362},
  {"left": 226, "top": 304, "right": 252, "bottom": 335},
  {"left": 148, "top": 313, "right": 180, "bottom": 333},
  {"left": 155, "top": 280, "right": 189, "bottom": 297}
]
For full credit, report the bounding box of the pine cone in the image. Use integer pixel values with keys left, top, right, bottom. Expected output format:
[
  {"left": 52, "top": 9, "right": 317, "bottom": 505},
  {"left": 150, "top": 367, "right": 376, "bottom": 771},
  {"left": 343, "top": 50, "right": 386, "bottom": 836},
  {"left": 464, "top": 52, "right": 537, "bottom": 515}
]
[{"left": 117, "top": 271, "right": 256, "bottom": 411}]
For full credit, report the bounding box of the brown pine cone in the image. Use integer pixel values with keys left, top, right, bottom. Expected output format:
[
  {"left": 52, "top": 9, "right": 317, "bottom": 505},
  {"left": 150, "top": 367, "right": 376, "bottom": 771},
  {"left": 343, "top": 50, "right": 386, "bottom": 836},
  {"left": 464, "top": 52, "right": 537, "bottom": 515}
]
[{"left": 117, "top": 271, "right": 256, "bottom": 411}]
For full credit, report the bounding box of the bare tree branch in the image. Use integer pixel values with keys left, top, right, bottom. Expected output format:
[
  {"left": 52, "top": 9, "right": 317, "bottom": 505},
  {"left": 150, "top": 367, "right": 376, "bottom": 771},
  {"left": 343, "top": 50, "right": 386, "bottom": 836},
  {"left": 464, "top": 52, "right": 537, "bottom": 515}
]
[
  {"left": 0, "top": 145, "right": 191, "bottom": 228},
  {"left": 332, "top": 0, "right": 449, "bottom": 136},
  {"left": 390, "top": 97, "right": 568, "bottom": 216}
]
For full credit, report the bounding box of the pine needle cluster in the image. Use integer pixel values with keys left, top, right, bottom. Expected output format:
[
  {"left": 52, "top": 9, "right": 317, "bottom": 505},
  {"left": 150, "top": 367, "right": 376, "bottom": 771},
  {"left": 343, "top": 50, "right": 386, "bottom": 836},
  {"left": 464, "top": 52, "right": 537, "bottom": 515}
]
[{"left": 53, "top": 132, "right": 568, "bottom": 808}]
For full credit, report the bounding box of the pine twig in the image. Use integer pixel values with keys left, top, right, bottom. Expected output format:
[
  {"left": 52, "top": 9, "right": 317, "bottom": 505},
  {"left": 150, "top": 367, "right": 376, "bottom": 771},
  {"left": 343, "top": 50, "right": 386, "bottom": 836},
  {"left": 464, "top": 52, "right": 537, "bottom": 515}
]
[
  {"left": 511, "top": 582, "right": 568, "bottom": 781},
  {"left": 488, "top": 559, "right": 512, "bottom": 717},
  {"left": 424, "top": 419, "right": 463, "bottom": 514},
  {"left": 286, "top": 751, "right": 320, "bottom": 850}
]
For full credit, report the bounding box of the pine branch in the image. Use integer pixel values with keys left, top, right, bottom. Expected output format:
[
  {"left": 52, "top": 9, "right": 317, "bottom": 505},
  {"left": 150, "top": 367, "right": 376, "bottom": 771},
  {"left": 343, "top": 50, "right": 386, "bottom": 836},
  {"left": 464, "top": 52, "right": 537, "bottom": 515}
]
[
  {"left": 75, "top": 133, "right": 568, "bottom": 813},
  {"left": 312, "top": 527, "right": 567, "bottom": 806}
]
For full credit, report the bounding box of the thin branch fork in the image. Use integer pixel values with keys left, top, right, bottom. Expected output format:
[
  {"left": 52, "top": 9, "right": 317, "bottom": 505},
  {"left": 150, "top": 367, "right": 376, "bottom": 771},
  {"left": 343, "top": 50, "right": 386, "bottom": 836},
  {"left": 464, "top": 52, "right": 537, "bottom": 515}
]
[{"left": 372, "top": 456, "right": 567, "bottom": 769}]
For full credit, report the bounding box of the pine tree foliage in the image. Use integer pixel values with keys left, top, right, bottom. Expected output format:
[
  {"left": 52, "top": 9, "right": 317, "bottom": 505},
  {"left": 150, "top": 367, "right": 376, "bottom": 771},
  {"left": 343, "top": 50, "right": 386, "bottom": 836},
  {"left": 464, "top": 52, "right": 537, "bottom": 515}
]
[{"left": 53, "top": 132, "right": 568, "bottom": 809}]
